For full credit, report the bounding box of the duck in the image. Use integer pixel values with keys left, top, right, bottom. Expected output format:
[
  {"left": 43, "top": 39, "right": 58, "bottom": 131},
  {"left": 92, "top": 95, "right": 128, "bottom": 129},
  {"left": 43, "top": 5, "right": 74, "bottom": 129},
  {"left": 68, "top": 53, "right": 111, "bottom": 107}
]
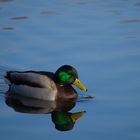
[{"left": 5, "top": 65, "right": 87, "bottom": 101}]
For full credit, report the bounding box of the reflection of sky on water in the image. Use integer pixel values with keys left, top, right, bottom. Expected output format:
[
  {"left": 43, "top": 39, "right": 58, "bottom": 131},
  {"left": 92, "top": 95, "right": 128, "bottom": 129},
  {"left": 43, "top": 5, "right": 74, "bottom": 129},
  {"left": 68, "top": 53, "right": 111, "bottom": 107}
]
[
  {"left": 0, "top": 0, "right": 139, "bottom": 69},
  {"left": 0, "top": 0, "right": 140, "bottom": 140}
]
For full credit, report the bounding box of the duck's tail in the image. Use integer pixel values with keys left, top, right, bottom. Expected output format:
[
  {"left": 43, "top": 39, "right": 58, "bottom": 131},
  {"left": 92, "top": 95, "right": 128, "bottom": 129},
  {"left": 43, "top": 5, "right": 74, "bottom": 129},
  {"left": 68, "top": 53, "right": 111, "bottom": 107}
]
[{"left": 4, "top": 71, "right": 15, "bottom": 85}]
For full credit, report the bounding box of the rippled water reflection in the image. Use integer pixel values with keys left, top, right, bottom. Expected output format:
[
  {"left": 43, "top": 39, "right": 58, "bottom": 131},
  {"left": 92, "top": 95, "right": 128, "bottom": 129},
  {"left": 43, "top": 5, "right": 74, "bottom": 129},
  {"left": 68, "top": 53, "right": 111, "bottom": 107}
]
[
  {"left": 0, "top": 0, "right": 140, "bottom": 140},
  {"left": 5, "top": 93, "right": 86, "bottom": 132}
]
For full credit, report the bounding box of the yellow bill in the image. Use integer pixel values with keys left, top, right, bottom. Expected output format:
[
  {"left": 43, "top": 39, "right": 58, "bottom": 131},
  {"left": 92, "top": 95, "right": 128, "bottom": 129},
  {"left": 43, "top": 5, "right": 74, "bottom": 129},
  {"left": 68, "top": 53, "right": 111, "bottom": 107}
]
[
  {"left": 71, "top": 111, "right": 86, "bottom": 122},
  {"left": 73, "top": 78, "right": 87, "bottom": 91}
]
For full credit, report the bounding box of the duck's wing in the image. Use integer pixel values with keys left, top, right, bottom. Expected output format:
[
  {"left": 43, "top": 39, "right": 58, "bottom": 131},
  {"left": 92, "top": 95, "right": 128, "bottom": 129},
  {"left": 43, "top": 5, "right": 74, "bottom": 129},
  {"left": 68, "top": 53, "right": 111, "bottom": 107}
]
[
  {"left": 5, "top": 71, "right": 57, "bottom": 100},
  {"left": 5, "top": 71, "right": 55, "bottom": 88}
]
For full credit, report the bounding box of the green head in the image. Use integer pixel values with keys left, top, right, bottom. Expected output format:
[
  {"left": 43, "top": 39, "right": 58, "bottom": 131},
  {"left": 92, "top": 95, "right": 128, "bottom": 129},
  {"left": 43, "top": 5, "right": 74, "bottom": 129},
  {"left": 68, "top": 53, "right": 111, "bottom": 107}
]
[
  {"left": 55, "top": 65, "right": 77, "bottom": 84},
  {"left": 54, "top": 65, "right": 87, "bottom": 91}
]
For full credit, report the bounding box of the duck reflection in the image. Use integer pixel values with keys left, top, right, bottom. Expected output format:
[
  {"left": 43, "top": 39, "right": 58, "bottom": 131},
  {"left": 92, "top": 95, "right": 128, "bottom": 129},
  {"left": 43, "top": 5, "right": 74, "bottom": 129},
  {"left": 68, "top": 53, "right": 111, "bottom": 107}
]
[{"left": 5, "top": 91, "right": 85, "bottom": 131}]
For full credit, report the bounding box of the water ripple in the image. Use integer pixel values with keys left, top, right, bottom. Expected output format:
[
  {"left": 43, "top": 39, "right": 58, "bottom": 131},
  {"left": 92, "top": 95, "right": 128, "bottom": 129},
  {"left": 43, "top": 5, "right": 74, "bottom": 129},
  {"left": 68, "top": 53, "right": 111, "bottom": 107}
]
[
  {"left": 40, "top": 11, "right": 59, "bottom": 16},
  {"left": 0, "top": 0, "right": 14, "bottom": 3},
  {"left": 10, "top": 16, "right": 28, "bottom": 20},
  {"left": 119, "top": 19, "right": 140, "bottom": 24},
  {"left": 134, "top": 2, "right": 140, "bottom": 7},
  {"left": 1, "top": 26, "right": 15, "bottom": 30}
]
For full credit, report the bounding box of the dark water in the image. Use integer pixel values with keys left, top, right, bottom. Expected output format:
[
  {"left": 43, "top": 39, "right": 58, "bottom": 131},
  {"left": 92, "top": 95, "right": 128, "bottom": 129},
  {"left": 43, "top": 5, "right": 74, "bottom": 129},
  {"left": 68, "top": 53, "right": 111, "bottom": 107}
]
[{"left": 0, "top": 0, "right": 140, "bottom": 140}]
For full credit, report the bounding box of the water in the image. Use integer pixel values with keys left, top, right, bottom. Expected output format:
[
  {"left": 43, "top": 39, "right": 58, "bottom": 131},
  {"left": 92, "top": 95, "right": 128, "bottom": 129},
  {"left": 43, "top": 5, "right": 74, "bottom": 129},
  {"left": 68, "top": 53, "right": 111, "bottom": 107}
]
[{"left": 0, "top": 0, "right": 140, "bottom": 139}]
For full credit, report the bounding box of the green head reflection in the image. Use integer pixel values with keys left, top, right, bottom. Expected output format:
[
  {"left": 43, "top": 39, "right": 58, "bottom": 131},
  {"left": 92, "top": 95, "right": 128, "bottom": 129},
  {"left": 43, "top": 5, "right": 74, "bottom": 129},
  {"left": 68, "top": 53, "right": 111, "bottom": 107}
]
[{"left": 52, "top": 111, "right": 86, "bottom": 131}]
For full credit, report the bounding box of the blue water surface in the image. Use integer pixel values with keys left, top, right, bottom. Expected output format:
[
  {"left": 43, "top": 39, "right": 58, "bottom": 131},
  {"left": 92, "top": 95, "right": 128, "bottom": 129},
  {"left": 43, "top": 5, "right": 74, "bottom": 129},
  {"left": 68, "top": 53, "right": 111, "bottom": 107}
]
[{"left": 0, "top": 0, "right": 140, "bottom": 140}]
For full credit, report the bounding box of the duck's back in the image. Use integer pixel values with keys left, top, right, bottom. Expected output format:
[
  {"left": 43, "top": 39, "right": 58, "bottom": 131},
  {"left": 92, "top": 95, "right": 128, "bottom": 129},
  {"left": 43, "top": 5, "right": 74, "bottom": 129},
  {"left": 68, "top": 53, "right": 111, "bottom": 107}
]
[{"left": 6, "top": 71, "right": 54, "bottom": 87}]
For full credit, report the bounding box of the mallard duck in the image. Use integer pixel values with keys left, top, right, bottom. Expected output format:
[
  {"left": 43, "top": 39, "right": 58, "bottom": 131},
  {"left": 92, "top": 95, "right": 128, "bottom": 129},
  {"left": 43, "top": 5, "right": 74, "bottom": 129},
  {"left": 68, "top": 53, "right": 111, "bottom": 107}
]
[{"left": 5, "top": 65, "right": 87, "bottom": 101}]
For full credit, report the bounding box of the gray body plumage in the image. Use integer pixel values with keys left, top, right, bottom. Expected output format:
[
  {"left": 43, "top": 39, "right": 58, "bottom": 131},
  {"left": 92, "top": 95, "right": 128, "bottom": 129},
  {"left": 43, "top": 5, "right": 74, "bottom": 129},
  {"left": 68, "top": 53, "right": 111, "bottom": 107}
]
[{"left": 5, "top": 71, "right": 57, "bottom": 101}]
